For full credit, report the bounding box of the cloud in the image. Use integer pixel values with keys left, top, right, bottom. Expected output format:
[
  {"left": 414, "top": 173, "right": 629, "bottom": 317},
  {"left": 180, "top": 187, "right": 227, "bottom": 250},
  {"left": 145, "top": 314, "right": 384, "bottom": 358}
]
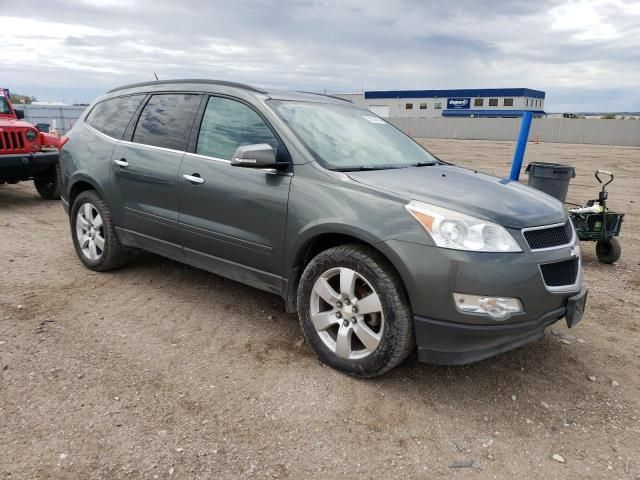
[{"left": 1, "top": 0, "right": 638, "bottom": 111}]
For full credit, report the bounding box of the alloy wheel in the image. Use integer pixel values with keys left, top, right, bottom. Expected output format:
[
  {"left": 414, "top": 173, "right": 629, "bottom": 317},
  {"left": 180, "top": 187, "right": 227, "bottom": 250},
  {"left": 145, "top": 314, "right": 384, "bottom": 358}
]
[
  {"left": 75, "top": 203, "right": 105, "bottom": 261},
  {"left": 309, "top": 267, "right": 384, "bottom": 360}
]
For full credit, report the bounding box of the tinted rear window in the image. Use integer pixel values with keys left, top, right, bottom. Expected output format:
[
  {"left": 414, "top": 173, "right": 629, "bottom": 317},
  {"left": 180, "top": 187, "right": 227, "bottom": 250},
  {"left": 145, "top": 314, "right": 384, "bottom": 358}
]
[
  {"left": 132, "top": 94, "right": 200, "bottom": 151},
  {"left": 86, "top": 95, "right": 144, "bottom": 139}
]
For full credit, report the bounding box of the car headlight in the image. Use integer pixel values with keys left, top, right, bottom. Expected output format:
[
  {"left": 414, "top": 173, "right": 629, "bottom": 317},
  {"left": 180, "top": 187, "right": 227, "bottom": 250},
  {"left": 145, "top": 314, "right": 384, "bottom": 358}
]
[
  {"left": 405, "top": 200, "right": 522, "bottom": 252},
  {"left": 25, "top": 129, "right": 38, "bottom": 141}
]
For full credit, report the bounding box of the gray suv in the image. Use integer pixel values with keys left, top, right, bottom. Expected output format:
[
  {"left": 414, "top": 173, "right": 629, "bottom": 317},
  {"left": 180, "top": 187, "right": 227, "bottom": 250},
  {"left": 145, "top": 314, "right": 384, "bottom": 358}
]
[{"left": 60, "top": 79, "right": 587, "bottom": 377}]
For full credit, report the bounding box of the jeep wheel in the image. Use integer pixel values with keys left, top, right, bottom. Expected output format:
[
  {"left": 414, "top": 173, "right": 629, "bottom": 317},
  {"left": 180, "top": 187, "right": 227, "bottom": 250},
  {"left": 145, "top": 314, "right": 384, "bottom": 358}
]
[
  {"left": 70, "top": 190, "right": 130, "bottom": 271},
  {"left": 33, "top": 164, "right": 61, "bottom": 200},
  {"left": 297, "top": 244, "right": 414, "bottom": 378}
]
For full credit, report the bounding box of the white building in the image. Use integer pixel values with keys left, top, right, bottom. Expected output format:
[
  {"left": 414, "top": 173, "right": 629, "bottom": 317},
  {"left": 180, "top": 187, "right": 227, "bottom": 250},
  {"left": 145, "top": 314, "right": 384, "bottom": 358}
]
[{"left": 337, "top": 88, "right": 546, "bottom": 118}]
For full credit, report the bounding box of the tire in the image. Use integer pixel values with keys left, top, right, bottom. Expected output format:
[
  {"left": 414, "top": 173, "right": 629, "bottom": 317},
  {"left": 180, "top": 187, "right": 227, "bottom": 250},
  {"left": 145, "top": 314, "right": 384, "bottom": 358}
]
[
  {"left": 33, "top": 163, "right": 61, "bottom": 200},
  {"left": 297, "top": 244, "right": 414, "bottom": 378},
  {"left": 70, "top": 190, "right": 130, "bottom": 271},
  {"left": 596, "top": 238, "right": 621, "bottom": 264}
]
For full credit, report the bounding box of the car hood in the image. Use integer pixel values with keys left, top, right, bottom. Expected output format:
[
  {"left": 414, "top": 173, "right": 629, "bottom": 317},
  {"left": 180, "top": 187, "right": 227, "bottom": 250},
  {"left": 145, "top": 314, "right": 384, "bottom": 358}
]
[
  {"left": 347, "top": 164, "right": 567, "bottom": 229},
  {"left": 0, "top": 117, "right": 35, "bottom": 129}
]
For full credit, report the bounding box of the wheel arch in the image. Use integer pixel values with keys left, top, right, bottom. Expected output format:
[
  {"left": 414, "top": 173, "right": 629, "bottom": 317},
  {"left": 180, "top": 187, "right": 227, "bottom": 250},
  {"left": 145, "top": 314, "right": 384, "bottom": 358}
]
[
  {"left": 68, "top": 174, "right": 107, "bottom": 211},
  {"left": 284, "top": 226, "right": 411, "bottom": 314}
]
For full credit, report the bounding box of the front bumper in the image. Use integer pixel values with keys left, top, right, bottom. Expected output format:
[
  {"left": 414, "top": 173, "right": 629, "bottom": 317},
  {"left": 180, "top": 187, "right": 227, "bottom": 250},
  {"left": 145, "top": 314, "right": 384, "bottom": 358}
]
[
  {"left": 0, "top": 150, "right": 59, "bottom": 181},
  {"left": 415, "top": 287, "right": 587, "bottom": 365},
  {"left": 377, "top": 237, "right": 586, "bottom": 364}
]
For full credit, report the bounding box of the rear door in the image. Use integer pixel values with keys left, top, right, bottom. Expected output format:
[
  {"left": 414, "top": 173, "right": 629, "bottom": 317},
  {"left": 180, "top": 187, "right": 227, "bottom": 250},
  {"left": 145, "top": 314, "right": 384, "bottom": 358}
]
[
  {"left": 177, "top": 95, "right": 292, "bottom": 293},
  {"left": 110, "top": 93, "right": 200, "bottom": 258}
]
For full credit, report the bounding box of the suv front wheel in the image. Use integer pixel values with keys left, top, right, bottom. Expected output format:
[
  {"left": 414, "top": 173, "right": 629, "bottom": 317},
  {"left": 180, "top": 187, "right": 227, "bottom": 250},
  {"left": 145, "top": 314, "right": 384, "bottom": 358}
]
[
  {"left": 70, "top": 190, "right": 130, "bottom": 271},
  {"left": 297, "top": 244, "right": 415, "bottom": 378}
]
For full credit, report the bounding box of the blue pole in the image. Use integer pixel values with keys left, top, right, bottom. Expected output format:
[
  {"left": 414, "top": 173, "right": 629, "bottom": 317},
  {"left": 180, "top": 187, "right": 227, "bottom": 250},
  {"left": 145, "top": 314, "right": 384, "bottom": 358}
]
[{"left": 509, "top": 111, "right": 533, "bottom": 181}]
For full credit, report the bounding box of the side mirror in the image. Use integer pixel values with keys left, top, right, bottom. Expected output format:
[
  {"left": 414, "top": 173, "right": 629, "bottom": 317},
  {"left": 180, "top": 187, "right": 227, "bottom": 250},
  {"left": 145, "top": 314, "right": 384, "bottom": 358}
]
[
  {"left": 231, "top": 144, "right": 286, "bottom": 170},
  {"left": 15, "top": 109, "right": 25, "bottom": 120}
]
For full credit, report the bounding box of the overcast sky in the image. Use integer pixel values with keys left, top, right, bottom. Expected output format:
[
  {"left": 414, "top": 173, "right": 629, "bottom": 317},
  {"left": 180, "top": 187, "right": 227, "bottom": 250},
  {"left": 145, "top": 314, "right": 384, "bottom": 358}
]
[{"left": 2, "top": 0, "right": 639, "bottom": 111}]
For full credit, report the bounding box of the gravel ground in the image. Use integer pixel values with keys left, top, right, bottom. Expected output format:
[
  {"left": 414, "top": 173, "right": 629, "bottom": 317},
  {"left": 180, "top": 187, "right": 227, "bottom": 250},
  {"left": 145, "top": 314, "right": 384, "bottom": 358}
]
[{"left": 1, "top": 139, "right": 639, "bottom": 479}]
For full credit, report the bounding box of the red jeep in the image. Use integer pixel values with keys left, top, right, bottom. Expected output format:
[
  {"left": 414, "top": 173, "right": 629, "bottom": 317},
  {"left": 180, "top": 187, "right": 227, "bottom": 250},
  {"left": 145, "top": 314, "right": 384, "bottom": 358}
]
[{"left": 0, "top": 88, "right": 62, "bottom": 199}]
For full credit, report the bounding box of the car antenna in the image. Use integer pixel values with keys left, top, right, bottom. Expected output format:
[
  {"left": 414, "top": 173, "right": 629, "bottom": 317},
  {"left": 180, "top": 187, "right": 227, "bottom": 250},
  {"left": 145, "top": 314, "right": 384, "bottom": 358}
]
[{"left": 153, "top": 72, "right": 159, "bottom": 81}]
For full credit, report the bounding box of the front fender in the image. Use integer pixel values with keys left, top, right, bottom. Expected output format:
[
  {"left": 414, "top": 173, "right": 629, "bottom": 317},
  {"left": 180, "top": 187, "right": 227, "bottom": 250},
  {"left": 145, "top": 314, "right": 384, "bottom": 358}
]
[
  {"left": 283, "top": 174, "right": 432, "bottom": 273},
  {"left": 39, "top": 131, "right": 61, "bottom": 149},
  {"left": 286, "top": 220, "right": 384, "bottom": 270}
]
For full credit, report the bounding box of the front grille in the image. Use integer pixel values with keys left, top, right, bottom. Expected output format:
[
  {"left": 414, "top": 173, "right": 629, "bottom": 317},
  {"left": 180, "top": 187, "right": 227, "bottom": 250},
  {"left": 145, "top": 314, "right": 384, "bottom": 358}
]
[
  {"left": 540, "top": 258, "right": 579, "bottom": 287},
  {"left": 524, "top": 220, "right": 573, "bottom": 250},
  {"left": 0, "top": 130, "right": 25, "bottom": 151}
]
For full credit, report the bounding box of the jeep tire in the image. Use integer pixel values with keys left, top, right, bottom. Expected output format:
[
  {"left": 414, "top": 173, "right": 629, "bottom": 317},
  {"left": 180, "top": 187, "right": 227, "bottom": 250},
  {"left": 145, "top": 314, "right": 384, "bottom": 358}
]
[{"left": 33, "top": 163, "right": 62, "bottom": 200}]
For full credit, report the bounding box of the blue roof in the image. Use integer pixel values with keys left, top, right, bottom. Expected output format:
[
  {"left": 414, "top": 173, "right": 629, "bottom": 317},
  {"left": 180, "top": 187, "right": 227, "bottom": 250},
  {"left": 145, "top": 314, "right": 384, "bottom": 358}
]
[
  {"left": 365, "top": 88, "right": 545, "bottom": 100},
  {"left": 442, "top": 109, "right": 546, "bottom": 117}
]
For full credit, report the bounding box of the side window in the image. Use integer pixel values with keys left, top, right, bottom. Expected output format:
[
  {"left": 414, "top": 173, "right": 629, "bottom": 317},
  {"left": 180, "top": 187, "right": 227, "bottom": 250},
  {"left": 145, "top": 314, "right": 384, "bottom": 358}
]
[
  {"left": 86, "top": 95, "right": 144, "bottom": 139},
  {"left": 196, "top": 96, "right": 278, "bottom": 160},
  {"left": 132, "top": 94, "right": 200, "bottom": 151},
  {"left": 0, "top": 96, "right": 12, "bottom": 115}
]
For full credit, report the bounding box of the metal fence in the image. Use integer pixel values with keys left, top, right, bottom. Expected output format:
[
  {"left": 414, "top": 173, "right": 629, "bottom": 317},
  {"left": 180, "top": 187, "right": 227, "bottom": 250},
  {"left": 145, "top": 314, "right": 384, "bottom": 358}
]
[
  {"left": 18, "top": 105, "right": 86, "bottom": 134},
  {"left": 387, "top": 117, "right": 640, "bottom": 147},
  {"left": 13, "top": 106, "right": 640, "bottom": 146}
]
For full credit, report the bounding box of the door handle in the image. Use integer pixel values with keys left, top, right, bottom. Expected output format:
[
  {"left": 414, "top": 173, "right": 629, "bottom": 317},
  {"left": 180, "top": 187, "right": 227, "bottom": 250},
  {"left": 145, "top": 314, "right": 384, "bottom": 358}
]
[
  {"left": 114, "top": 158, "right": 129, "bottom": 168},
  {"left": 183, "top": 173, "right": 205, "bottom": 185}
]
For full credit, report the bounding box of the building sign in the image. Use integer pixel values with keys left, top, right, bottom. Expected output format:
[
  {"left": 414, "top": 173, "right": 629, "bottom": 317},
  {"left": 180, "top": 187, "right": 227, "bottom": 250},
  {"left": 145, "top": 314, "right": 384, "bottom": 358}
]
[{"left": 447, "top": 98, "right": 470, "bottom": 109}]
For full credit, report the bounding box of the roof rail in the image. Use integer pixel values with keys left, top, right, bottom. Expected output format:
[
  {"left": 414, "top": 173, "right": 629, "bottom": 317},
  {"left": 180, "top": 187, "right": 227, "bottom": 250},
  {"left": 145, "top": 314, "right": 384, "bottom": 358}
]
[
  {"left": 296, "top": 91, "right": 352, "bottom": 103},
  {"left": 106, "top": 79, "right": 267, "bottom": 94}
]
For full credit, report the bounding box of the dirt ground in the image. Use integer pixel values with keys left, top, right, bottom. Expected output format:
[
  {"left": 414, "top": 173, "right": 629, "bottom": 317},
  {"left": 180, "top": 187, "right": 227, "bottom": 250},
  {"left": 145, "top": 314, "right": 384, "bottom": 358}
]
[{"left": 1, "top": 139, "right": 639, "bottom": 480}]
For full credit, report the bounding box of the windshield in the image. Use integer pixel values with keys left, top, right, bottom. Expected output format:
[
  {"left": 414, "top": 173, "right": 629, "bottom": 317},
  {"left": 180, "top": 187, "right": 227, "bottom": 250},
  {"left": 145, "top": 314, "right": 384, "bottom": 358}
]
[
  {"left": 0, "top": 96, "right": 13, "bottom": 115},
  {"left": 268, "top": 100, "right": 439, "bottom": 170}
]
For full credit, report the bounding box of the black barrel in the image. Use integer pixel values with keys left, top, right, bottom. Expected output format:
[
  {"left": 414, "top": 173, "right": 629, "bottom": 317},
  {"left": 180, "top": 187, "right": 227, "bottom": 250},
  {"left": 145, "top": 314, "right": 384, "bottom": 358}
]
[{"left": 525, "top": 162, "right": 575, "bottom": 202}]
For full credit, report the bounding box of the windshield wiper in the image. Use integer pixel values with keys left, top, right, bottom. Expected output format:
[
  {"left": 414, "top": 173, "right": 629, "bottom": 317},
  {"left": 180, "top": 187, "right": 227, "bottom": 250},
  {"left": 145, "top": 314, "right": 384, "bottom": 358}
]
[
  {"left": 333, "top": 163, "right": 436, "bottom": 172},
  {"left": 411, "top": 161, "right": 438, "bottom": 167},
  {"left": 333, "top": 166, "right": 390, "bottom": 172}
]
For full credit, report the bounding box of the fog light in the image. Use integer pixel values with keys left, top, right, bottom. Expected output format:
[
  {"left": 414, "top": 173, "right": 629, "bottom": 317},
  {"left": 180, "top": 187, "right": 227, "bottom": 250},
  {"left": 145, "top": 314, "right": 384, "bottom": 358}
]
[{"left": 453, "top": 293, "right": 523, "bottom": 321}]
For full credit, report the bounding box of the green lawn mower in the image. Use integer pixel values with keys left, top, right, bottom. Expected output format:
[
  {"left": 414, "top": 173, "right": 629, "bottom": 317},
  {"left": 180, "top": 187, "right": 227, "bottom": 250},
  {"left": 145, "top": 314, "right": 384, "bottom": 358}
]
[{"left": 569, "top": 170, "right": 625, "bottom": 264}]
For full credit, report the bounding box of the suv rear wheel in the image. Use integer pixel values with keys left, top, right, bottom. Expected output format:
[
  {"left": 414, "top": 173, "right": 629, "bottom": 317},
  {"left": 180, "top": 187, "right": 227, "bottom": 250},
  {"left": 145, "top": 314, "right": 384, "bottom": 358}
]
[
  {"left": 297, "top": 244, "right": 414, "bottom": 378},
  {"left": 70, "top": 190, "right": 130, "bottom": 271},
  {"left": 33, "top": 164, "right": 61, "bottom": 200}
]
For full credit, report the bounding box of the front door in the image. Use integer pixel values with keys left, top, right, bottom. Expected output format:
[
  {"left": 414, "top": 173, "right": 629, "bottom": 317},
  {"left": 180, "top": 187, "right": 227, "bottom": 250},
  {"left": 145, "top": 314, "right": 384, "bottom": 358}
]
[
  {"left": 177, "top": 96, "right": 291, "bottom": 294},
  {"left": 110, "top": 93, "right": 200, "bottom": 258}
]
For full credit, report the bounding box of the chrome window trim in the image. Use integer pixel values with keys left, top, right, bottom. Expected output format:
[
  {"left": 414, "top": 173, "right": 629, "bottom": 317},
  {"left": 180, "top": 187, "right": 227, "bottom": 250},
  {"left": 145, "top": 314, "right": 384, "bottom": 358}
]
[
  {"left": 87, "top": 124, "right": 292, "bottom": 175},
  {"left": 521, "top": 220, "right": 576, "bottom": 252},
  {"left": 182, "top": 152, "right": 292, "bottom": 176},
  {"left": 88, "top": 124, "right": 228, "bottom": 159},
  {"left": 119, "top": 137, "right": 186, "bottom": 155},
  {"left": 86, "top": 123, "right": 120, "bottom": 143},
  {"left": 87, "top": 123, "right": 185, "bottom": 155},
  {"left": 88, "top": 124, "right": 190, "bottom": 155},
  {"left": 184, "top": 151, "right": 230, "bottom": 164}
]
